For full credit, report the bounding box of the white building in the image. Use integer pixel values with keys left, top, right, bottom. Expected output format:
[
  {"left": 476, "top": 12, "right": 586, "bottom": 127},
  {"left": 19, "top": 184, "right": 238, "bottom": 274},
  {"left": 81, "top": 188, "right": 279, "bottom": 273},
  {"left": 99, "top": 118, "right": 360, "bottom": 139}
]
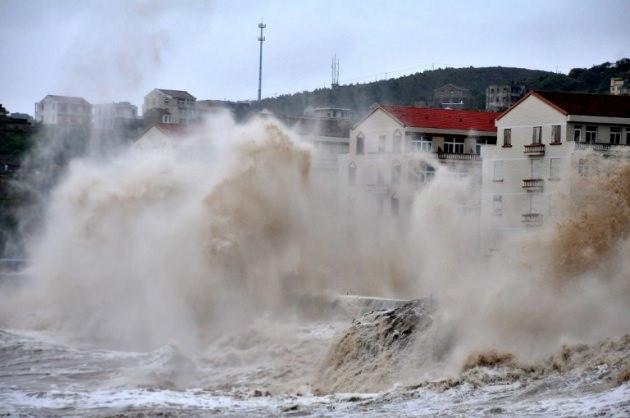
[
  {"left": 93, "top": 102, "right": 138, "bottom": 129},
  {"left": 485, "top": 84, "right": 526, "bottom": 112},
  {"left": 143, "top": 89, "right": 197, "bottom": 125},
  {"left": 340, "top": 105, "right": 499, "bottom": 218},
  {"left": 481, "top": 90, "right": 630, "bottom": 252},
  {"left": 34, "top": 95, "right": 92, "bottom": 126}
]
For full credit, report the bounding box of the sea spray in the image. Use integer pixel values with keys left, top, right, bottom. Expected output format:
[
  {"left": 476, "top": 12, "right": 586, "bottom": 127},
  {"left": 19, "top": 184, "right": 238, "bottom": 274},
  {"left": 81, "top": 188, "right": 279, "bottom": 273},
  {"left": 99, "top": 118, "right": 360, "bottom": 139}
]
[{"left": 0, "top": 114, "right": 628, "bottom": 393}]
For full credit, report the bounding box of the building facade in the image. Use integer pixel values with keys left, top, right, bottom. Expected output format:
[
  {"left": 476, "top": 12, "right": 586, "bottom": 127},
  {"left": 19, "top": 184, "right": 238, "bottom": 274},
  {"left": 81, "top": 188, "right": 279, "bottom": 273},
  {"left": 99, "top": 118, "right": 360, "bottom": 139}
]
[
  {"left": 485, "top": 84, "right": 526, "bottom": 112},
  {"left": 143, "top": 89, "right": 197, "bottom": 125},
  {"left": 340, "top": 105, "right": 499, "bottom": 218},
  {"left": 433, "top": 84, "right": 472, "bottom": 109},
  {"left": 34, "top": 95, "right": 92, "bottom": 126},
  {"left": 93, "top": 102, "right": 138, "bottom": 129},
  {"left": 610, "top": 77, "right": 630, "bottom": 96},
  {"left": 481, "top": 91, "right": 630, "bottom": 252}
]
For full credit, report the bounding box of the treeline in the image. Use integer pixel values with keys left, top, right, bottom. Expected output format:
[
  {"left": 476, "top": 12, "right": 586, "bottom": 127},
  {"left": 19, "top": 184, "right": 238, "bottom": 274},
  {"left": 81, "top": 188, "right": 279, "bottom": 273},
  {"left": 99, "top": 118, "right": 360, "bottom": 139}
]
[{"left": 254, "top": 58, "right": 630, "bottom": 116}]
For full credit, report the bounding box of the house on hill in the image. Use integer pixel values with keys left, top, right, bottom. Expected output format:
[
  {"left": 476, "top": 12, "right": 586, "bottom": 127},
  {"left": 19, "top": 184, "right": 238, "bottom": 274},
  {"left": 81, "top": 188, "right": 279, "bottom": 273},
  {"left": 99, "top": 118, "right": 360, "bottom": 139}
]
[
  {"left": 433, "top": 84, "right": 472, "bottom": 109},
  {"left": 339, "top": 104, "right": 500, "bottom": 218},
  {"left": 143, "top": 89, "right": 197, "bottom": 126},
  {"left": 481, "top": 90, "right": 630, "bottom": 252},
  {"left": 34, "top": 95, "right": 92, "bottom": 126}
]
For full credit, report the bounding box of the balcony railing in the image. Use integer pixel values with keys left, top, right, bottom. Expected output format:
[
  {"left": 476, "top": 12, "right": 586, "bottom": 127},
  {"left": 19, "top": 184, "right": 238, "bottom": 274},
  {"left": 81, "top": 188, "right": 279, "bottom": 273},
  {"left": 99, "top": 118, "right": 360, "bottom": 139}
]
[
  {"left": 522, "top": 178, "right": 544, "bottom": 191},
  {"left": 436, "top": 152, "right": 481, "bottom": 161},
  {"left": 574, "top": 143, "right": 627, "bottom": 152},
  {"left": 524, "top": 144, "right": 545, "bottom": 156},
  {"left": 522, "top": 213, "right": 543, "bottom": 227}
]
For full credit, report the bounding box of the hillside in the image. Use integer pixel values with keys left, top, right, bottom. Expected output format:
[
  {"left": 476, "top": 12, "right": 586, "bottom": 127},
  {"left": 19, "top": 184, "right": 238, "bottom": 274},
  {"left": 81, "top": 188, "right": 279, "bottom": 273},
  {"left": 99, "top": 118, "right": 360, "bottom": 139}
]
[{"left": 255, "top": 59, "right": 630, "bottom": 116}]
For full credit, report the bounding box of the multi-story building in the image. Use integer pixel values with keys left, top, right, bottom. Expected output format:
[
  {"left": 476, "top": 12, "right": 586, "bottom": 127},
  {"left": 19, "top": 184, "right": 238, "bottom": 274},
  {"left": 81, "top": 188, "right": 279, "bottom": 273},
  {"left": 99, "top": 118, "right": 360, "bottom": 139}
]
[
  {"left": 34, "top": 95, "right": 92, "bottom": 126},
  {"left": 143, "top": 89, "right": 197, "bottom": 125},
  {"left": 304, "top": 106, "right": 354, "bottom": 120},
  {"left": 485, "top": 84, "right": 526, "bottom": 111},
  {"left": 610, "top": 77, "right": 630, "bottom": 96},
  {"left": 339, "top": 105, "right": 499, "bottom": 218},
  {"left": 92, "top": 101, "right": 138, "bottom": 129},
  {"left": 433, "top": 84, "right": 472, "bottom": 109},
  {"left": 480, "top": 90, "right": 630, "bottom": 252}
]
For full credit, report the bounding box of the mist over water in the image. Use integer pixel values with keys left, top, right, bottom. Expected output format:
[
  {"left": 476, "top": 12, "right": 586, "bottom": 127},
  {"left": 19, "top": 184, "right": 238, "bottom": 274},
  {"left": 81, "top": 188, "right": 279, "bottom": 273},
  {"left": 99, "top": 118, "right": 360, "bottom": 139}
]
[{"left": 0, "top": 114, "right": 628, "bottom": 414}]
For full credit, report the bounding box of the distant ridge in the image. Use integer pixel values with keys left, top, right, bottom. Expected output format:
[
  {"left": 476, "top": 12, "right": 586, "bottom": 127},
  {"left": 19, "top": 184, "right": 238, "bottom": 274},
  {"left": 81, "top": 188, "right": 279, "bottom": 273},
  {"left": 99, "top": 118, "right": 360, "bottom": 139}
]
[{"left": 254, "top": 59, "right": 630, "bottom": 116}]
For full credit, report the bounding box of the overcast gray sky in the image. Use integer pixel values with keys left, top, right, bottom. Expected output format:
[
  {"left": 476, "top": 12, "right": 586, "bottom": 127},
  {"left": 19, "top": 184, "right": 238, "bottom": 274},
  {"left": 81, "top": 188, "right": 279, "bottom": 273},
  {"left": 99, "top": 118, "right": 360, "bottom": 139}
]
[{"left": 1, "top": 0, "right": 629, "bottom": 114}]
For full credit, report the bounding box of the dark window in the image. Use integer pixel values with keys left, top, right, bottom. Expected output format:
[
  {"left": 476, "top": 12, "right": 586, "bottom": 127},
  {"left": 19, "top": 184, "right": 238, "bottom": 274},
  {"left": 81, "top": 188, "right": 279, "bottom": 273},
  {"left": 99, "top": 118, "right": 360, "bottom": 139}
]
[
  {"left": 551, "top": 125, "right": 561, "bottom": 144},
  {"left": 532, "top": 126, "right": 542, "bottom": 144},
  {"left": 585, "top": 126, "right": 597, "bottom": 143},
  {"left": 356, "top": 134, "right": 365, "bottom": 155},
  {"left": 610, "top": 127, "right": 621, "bottom": 145},
  {"left": 503, "top": 129, "right": 511, "bottom": 147}
]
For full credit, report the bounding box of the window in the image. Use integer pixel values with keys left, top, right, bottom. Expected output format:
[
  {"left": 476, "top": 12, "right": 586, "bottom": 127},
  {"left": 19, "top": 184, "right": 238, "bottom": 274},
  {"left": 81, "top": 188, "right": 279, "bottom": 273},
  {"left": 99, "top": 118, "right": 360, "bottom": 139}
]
[
  {"left": 532, "top": 126, "right": 542, "bottom": 144},
  {"left": 529, "top": 193, "right": 542, "bottom": 214},
  {"left": 493, "top": 195, "right": 503, "bottom": 216},
  {"left": 161, "top": 114, "right": 172, "bottom": 123},
  {"left": 573, "top": 126, "right": 582, "bottom": 142},
  {"left": 378, "top": 135, "right": 386, "bottom": 153},
  {"left": 392, "top": 163, "right": 401, "bottom": 185},
  {"left": 356, "top": 134, "right": 365, "bottom": 155},
  {"left": 549, "top": 158, "right": 561, "bottom": 180},
  {"left": 626, "top": 129, "right": 630, "bottom": 145},
  {"left": 393, "top": 131, "right": 402, "bottom": 153},
  {"left": 444, "top": 139, "right": 464, "bottom": 154},
  {"left": 390, "top": 196, "right": 400, "bottom": 216},
  {"left": 348, "top": 162, "right": 357, "bottom": 185},
  {"left": 493, "top": 160, "right": 503, "bottom": 181},
  {"left": 585, "top": 126, "right": 597, "bottom": 143},
  {"left": 408, "top": 162, "right": 435, "bottom": 184},
  {"left": 531, "top": 158, "right": 543, "bottom": 178},
  {"left": 377, "top": 170, "right": 384, "bottom": 185},
  {"left": 610, "top": 127, "right": 621, "bottom": 145},
  {"left": 164, "top": 98, "right": 170, "bottom": 104},
  {"left": 503, "top": 129, "right": 512, "bottom": 147},
  {"left": 411, "top": 136, "right": 432, "bottom": 152},
  {"left": 551, "top": 125, "right": 561, "bottom": 144}
]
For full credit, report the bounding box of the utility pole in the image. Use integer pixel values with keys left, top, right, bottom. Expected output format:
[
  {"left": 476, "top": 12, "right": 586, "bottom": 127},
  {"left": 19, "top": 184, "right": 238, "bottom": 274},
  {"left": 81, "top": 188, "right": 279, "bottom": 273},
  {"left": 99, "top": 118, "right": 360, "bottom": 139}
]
[
  {"left": 257, "top": 22, "right": 266, "bottom": 101},
  {"left": 331, "top": 54, "right": 339, "bottom": 89}
]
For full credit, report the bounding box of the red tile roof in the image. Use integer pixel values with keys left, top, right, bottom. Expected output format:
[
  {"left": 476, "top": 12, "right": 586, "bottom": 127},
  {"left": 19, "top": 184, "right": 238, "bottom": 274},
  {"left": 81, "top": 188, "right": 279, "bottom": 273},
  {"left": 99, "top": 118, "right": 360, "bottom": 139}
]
[{"left": 381, "top": 105, "right": 499, "bottom": 132}]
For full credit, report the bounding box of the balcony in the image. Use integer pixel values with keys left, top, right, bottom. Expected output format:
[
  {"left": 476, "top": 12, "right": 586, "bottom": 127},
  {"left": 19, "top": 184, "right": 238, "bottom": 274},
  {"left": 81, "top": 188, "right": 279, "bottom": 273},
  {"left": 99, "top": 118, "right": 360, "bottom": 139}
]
[
  {"left": 522, "top": 213, "right": 543, "bottom": 227},
  {"left": 523, "top": 144, "right": 545, "bottom": 156},
  {"left": 436, "top": 152, "right": 481, "bottom": 161},
  {"left": 522, "top": 178, "right": 544, "bottom": 191},
  {"left": 574, "top": 143, "right": 626, "bottom": 152}
]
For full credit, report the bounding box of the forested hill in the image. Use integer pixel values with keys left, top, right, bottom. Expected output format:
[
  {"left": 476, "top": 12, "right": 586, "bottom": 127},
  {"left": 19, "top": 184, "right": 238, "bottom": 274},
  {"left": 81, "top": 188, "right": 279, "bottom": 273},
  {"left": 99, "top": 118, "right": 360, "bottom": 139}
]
[{"left": 255, "top": 59, "right": 630, "bottom": 116}]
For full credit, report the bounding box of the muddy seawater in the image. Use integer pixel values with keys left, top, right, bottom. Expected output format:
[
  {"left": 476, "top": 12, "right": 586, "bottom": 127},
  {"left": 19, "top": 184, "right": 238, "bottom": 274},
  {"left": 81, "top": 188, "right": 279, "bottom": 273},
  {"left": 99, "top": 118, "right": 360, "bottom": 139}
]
[{"left": 1, "top": 117, "right": 629, "bottom": 416}]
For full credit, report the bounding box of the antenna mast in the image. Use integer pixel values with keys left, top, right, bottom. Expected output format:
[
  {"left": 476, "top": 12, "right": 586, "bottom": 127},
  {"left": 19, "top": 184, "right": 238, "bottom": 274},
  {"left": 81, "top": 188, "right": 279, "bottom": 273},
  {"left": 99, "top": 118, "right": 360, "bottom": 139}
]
[
  {"left": 331, "top": 54, "right": 339, "bottom": 88},
  {"left": 257, "top": 22, "right": 266, "bottom": 101}
]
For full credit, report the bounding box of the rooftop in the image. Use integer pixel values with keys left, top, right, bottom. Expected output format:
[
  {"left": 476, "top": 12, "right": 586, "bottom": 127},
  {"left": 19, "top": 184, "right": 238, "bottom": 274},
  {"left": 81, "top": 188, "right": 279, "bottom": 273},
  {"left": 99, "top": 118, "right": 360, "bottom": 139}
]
[
  {"left": 532, "top": 90, "right": 630, "bottom": 118},
  {"left": 156, "top": 89, "right": 196, "bottom": 101},
  {"left": 380, "top": 105, "right": 500, "bottom": 132},
  {"left": 496, "top": 91, "right": 630, "bottom": 121},
  {"left": 42, "top": 95, "right": 91, "bottom": 105}
]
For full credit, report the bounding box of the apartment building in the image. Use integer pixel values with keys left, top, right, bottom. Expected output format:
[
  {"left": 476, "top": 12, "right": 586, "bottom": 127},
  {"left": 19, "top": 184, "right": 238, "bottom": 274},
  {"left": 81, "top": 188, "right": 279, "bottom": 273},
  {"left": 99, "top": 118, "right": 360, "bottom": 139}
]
[
  {"left": 610, "top": 77, "right": 630, "bottom": 96},
  {"left": 480, "top": 90, "right": 630, "bottom": 252},
  {"left": 34, "top": 95, "right": 92, "bottom": 126},
  {"left": 143, "top": 89, "right": 197, "bottom": 125},
  {"left": 339, "top": 105, "right": 499, "bottom": 218},
  {"left": 92, "top": 101, "right": 138, "bottom": 129},
  {"left": 485, "top": 84, "right": 526, "bottom": 112},
  {"left": 433, "top": 84, "right": 472, "bottom": 109}
]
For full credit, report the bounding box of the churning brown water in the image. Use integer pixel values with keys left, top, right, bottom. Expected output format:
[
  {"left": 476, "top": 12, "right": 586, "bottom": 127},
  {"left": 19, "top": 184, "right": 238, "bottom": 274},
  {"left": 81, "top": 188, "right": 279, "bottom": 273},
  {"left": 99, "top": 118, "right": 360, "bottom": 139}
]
[{"left": 0, "top": 115, "right": 628, "bottom": 416}]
